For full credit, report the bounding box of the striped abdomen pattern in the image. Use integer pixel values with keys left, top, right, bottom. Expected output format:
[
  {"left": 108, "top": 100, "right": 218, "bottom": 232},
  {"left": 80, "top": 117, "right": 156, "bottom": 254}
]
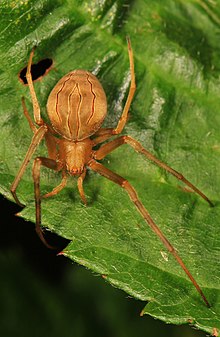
[{"left": 47, "top": 70, "right": 107, "bottom": 141}]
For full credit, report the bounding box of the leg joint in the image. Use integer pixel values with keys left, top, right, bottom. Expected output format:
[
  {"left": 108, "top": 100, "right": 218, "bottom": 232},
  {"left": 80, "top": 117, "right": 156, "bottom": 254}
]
[{"left": 122, "top": 179, "right": 138, "bottom": 202}]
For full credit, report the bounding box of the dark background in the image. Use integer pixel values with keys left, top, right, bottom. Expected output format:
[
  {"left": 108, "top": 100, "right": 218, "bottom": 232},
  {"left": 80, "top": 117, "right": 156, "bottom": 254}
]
[{"left": 0, "top": 195, "right": 207, "bottom": 337}]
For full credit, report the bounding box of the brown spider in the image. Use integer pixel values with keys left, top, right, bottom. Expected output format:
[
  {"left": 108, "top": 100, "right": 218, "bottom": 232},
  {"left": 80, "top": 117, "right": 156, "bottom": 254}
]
[{"left": 11, "top": 38, "right": 212, "bottom": 307}]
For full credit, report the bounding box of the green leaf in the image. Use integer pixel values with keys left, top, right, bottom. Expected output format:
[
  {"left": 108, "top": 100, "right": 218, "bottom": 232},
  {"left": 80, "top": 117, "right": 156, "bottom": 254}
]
[
  {"left": 0, "top": 0, "right": 220, "bottom": 334},
  {"left": 1, "top": 250, "right": 204, "bottom": 337}
]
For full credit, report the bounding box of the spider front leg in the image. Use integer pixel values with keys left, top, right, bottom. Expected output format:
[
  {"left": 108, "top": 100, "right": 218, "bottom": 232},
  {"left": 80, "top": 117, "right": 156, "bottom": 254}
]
[
  {"left": 88, "top": 159, "right": 210, "bottom": 307},
  {"left": 42, "top": 171, "right": 67, "bottom": 199},
  {"left": 32, "top": 157, "right": 60, "bottom": 248},
  {"left": 10, "top": 125, "right": 48, "bottom": 207},
  {"left": 94, "top": 135, "right": 213, "bottom": 207},
  {"left": 113, "top": 37, "right": 136, "bottom": 135},
  {"left": 11, "top": 45, "right": 51, "bottom": 207},
  {"left": 21, "top": 97, "right": 37, "bottom": 133},
  {"left": 93, "top": 37, "right": 136, "bottom": 143},
  {"left": 77, "top": 168, "right": 87, "bottom": 205},
  {"left": 26, "top": 47, "right": 43, "bottom": 126}
]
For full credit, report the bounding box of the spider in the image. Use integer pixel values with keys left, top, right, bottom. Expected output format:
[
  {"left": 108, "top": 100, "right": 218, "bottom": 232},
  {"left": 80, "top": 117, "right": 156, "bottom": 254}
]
[{"left": 11, "top": 38, "right": 212, "bottom": 307}]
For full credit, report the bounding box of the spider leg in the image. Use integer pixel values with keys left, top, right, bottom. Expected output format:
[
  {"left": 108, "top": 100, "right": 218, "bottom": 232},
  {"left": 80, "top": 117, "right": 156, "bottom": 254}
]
[
  {"left": 10, "top": 125, "right": 48, "bottom": 207},
  {"left": 42, "top": 170, "right": 67, "bottom": 199},
  {"left": 32, "top": 157, "right": 59, "bottom": 248},
  {"left": 92, "top": 38, "right": 136, "bottom": 143},
  {"left": 21, "top": 97, "right": 37, "bottom": 132},
  {"left": 22, "top": 96, "right": 57, "bottom": 139},
  {"left": 113, "top": 37, "right": 136, "bottom": 135},
  {"left": 92, "top": 128, "right": 115, "bottom": 145},
  {"left": 44, "top": 131, "right": 59, "bottom": 160},
  {"left": 88, "top": 159, "right": 210, "bottom": 307},
  {"left": 22, "top": 95, "right": 59, "bottom": 161},
  {"left": 93, "top": 135, "right": 213, "bottom": 207},
  {"left": 26, "top": 47, "right": 43, "bottom": 126},
  {"left": 77, "top": 168, "right": 87, "bottom": 205}
]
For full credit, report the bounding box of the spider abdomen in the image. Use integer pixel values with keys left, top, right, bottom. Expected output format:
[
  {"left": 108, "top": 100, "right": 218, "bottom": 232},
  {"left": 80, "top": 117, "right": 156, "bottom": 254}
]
[{"left": 47, "top": 70, "right": 107, "bottom": 141}]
